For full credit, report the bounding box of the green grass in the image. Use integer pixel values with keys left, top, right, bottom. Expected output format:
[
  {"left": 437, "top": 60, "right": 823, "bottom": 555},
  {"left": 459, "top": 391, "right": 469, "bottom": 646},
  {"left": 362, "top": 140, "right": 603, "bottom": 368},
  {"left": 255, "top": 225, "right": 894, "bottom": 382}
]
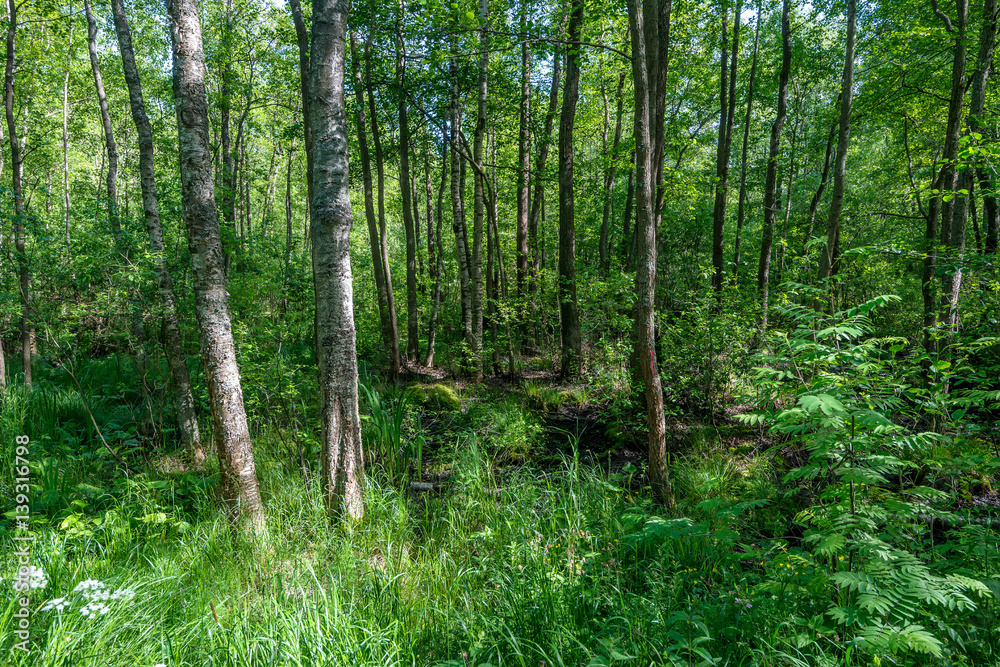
[{"left": 2, "top": 371, "right": 999, "bottom": 667}]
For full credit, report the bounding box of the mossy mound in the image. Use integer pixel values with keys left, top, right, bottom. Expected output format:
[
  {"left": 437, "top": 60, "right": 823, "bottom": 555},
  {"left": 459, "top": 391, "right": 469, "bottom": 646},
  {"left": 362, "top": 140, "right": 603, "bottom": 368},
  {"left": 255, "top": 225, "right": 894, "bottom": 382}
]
[{"left": 406, "top": 383, "right": 461, "bottom": 411}]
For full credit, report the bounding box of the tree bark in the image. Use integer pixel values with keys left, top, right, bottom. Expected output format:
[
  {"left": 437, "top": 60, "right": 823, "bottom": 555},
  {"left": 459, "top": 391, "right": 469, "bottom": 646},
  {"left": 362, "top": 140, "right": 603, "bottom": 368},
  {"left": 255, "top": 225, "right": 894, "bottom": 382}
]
[
  {"left": 817, "top": 0, "right": 858, "bottom": 287},
  {"left": 756, "top": 0, "right": 790, "bottom": 332},
  {"left": 167, "top": 0, "right": 264, "bottom": 531},
  {"left": 84, "top": 0, "right": 121, "bottom": 239},
  {"left": 628, "top": 0, "right": 671, "bottom": 506},
  {"left": 288, "top": 0, "right": 314, "bottom": 217},
  {"left": 450, "top": 38, "right": 475, "bottom": 376},
  {"left": 425, "top": 143, "right": 447, "bottom": 367},
  {"left": 308, "top": 0, "right": 365, "bottom": 519},
  {"left": 528, "top": 25, "right": 563, "bottom": 326},
  {"left": 731, "top": 3, "right": 760, "bottom": 280},
  {"left": 470, "top": 0, "right": 489, "bottom": 382},
  {"left": 396, "top": 7, "right": 419, "bottom": 363},
  {"left": 600, "top": 70, "right": 627, "bottom": 275},
  {"left": 516, "top": 5, "right": 531, "bottom": 298},
  {"left": 351, "top": 33, "right": 400, "bottom": 380},
  {"left": 112, "top": 0, "right": 204, "bottom": 462},
  {"left": 558, "top": 0, "right": 584, "bottom": 379},
  {"left": 64, "top": 14, "right": 74, "bottom": 250},
  {"left": 5, "top": 0, "right": 30, "bottom": 389},
  {"left": 711, "top": 0, "right": 740, "bottom": 294},
  {"left": 803, "top": 120, "right": 836, "bottom": 249},
  {"left": 364, "top": 39, "right": 402, "bottom": 378}
]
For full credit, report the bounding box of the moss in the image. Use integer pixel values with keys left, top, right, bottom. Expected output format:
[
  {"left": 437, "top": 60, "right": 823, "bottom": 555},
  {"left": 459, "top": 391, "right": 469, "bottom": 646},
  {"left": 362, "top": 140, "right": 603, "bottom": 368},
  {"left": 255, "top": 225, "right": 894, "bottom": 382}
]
[{"left": 407, "top": 383, "right": 461, "bottom": 411}]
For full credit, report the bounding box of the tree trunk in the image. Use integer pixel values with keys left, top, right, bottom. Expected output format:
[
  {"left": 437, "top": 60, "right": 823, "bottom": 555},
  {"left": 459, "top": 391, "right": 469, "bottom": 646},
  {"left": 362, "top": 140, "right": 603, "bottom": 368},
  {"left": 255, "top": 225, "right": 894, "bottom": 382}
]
[
  {"left": 628, "top": 0, "right": 671, "bottom": 506},
  {"left": 469, "top": 0, "right": 489, "bottom": 382},
  {"left": 558, "top": 0, "right": 584, "bottom": 379},
  {"left": 622, "top": 159, "right": 635, "bottom": 269},
  {"left": 112, "top": 0, "right": 204, "bottom": 463},
  {"left": 756, "top": 0, "right": 790, "bottom": 332},
  {"left": 955, "top": 0, "right": 996, "bottom": 310},
  {"left": 777, "top": 109, "right": 799, "bottom": 282},
  {"left": 449, "top": 42, "right": 475, "bottom": 376},
  {"left": 84, "top": 0, "right": 121, "bottom": 239},
  {"left": 167, "top": 0, "right": 264, "bottom": 531},
  {"left": 600, "top": 70, "right": 627, "bottom": 275},
  {"left": 220, "top": 0, "right": 236, "bottom": 233},
  {"left": 64, "top": 16, "right": 73, "bottom": 250},
  {"left": 711, "top": 0, "right": 740, "bottom": 294},
  {"left": 803, "top": 121, "right": 836, "bottom": 249},
  {"left": 516, "top": 5, "right": 531, "bottom": 298},
  {"left": 308, "top": 0, "right": 365, "bottom": 519},
  {"left": 817, "top": 0, "right": 858, "bottom": 287},
  {"left": 5, "top": 0, "right": 30, "bottom": 389},
  {"left": 396, "top": 8, "right": 419, "bottom": 363},
  {"left": 288, "top": 0, "right": 314, "bottom": 217},
  {"left": 731, "top": 4, "right": 760, "bottom": 280},
  {"left": 528, "top": 24, "right": 563, "bottom": 331},
  {"left": 365, "top": 39, "right": 402, "bottom": 378},
  {"left": 425, "top": 143, "right": 447, "bottom": 367},
  {"left": 351, "top": 33, "right": 401, "bottom": 380}
]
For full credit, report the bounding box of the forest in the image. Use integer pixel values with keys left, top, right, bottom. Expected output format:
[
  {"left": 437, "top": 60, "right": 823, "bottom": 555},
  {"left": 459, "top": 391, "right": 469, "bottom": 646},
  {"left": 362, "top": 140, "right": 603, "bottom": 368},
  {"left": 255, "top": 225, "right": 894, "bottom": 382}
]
[{"left": 1, "top": 0, "right": 999, "bottom": 663}]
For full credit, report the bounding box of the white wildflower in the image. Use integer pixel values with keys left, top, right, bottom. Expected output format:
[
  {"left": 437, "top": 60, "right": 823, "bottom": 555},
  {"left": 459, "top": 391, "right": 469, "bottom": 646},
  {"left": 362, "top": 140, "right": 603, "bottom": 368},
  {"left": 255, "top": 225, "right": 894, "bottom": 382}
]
[
  {"left": 16, "top": 566, "right": 49, "bottom": 590},
  {"left": 79, "top": 601, "right": 110, "bottom": 618},
  {"left": 41, "top": 597, "right": 69, "bottom": 612}
]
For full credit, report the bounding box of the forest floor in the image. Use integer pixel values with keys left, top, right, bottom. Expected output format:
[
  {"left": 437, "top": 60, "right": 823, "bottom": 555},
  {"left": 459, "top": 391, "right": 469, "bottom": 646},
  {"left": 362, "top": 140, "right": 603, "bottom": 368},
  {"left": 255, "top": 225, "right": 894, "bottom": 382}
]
[{"left": 1, "top": 357, "right": 999, "bottom": 666}]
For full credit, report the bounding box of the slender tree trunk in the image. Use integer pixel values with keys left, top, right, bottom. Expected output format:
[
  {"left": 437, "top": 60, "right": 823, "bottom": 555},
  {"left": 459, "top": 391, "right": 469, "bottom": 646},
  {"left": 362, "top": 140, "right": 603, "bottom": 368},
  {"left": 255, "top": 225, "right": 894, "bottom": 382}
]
[
  {"left": 308, "top": 0, "right": 365, "bottom": 519},
  {"left": 468, "top": 0, "right": 489, "bottom": 382},
  {"left": 167, "top": 0, "right": 264, "bottom": 532},
  {"left": 711, "top": 0, "right": 740, "bottom": 294},
  {"left": 351, "top": 34, "right": 400, "bottom": 380},
  {"left": 817, "top": 0, "right": 858, "bottom": 287},
  {"left": 558, "top": 0, "right": 584, "bottom": 378},
  {"left": 450, "top": 56, "right": 475, "bottom": 371},
  {"left": 112, "top": 0, "right": 204, "bottom": 462},
  {"left": 731, "top": 4, "right": 760, "bottom": 280},
  {"left": 954, "top": 0, "right": 996, "bottom": 310},
  {"left": 64, "top": 14, "right": 73, "bottom": 250},
  {"left": 528, "top": 25, "right": 563, "bottom": 333},
  {"left": 288, "top": 0, "right": 314, "bottom": 217},
  {"left": 803, "top": 121, "right": 836, "bottom": 249},
  {"left": 628, "top": 0, "right": 671, "bottom": 506},
  {"left": 757, "top": 0, "right": 790, "bottom": 332},
  {"left": 516, "top": 5, "right": 531, "bottom": 298},
  {"left": 396, "top": 7, "right": 419, "bottom": 363},
  {"left": 85, "top": 0, "right": 120, "bottom": 239},
  {"left": 365, "top": 39, "right": 402, "bottom": 377},
  {"left": 600, "top": 70, "right": 627, "bottom": 274},
  {"left": 777, "top": 109, "right": 799, "bottom": 282},
  {"left": 285, "top": 133, "right": 297, "bottom": 260},
  {"left": 220, "top": 0, "right": 235, "bottom": 232},
  {"left": 261, "top": 141, "right": 278, "bottom": 232},
  {"left": 5, "top": 0, "right": 30, "bottom": 389},
  {"left": 622, "top": 163, "right": 635, "bottom": 269},
  {"left": 971, "top": 179, "right": 982, "bottom": 253},
  {"left": 425, "top": 144, "right": 447, "bottom": 367}
]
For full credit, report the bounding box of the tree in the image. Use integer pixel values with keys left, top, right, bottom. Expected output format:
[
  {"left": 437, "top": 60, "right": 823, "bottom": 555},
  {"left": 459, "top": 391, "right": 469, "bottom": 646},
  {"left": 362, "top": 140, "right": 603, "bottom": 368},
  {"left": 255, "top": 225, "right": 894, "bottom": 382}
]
[
  {"left": 397, "top": 2, "right": 419, "bottom": 363},
  {"left": 166, "top": 0, "right": 265, "bottom": 532},
  {"left": 111, "top": 0, "right": 204, "bottom": 463},
  {"left": 732, "top": 3, "right": 761, "bottom": 279},
  {"left": 308, "top": 0, "right": 365, "bottom": 518},
  {"left": 817, "top": 0, "right": 858, "bottom": 289},
  {"left": 5, "top": 0, "right": 31, "bottom": 389},
  {"left": 558, "top": 0, "right": 584, "bottom": 379},
  {"left": 628, "top": 0, "right": 672, "bottom": 505},
  {"left": 711, "top": 0, "right": 740, "bottom": 294},
  {"left": 84, "top": 0, "right": 120, "bottom": 238},
  {"left": 350, "top": 31, "right": 400, "bottom": 380},
  {"left": 756, "top": 0, "right": 791, "bottom": 331}
]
